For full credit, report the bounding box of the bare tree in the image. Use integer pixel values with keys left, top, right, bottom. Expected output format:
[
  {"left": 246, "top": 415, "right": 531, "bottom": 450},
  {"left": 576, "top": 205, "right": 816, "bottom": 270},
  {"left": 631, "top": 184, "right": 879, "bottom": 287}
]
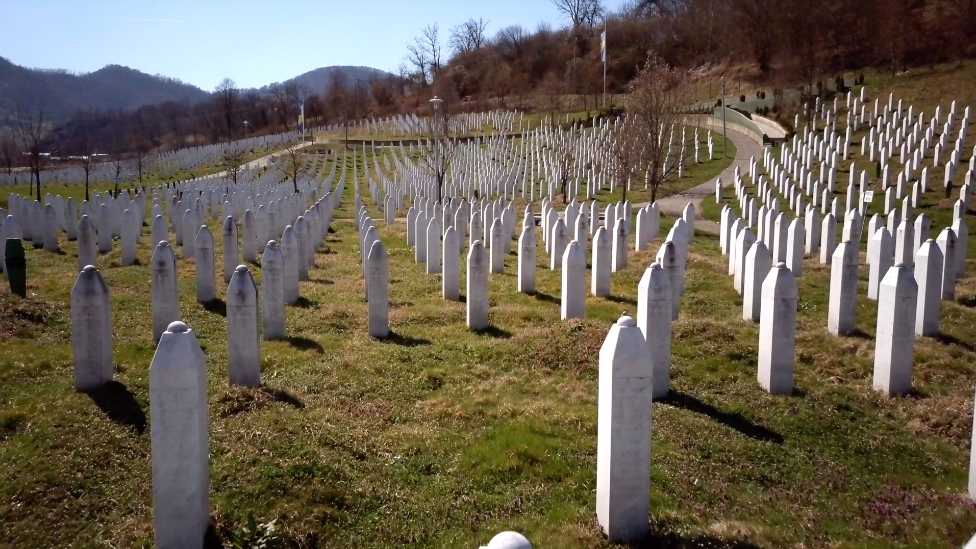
[
  {"left": 223, "top": 145, "right": 248, "bottom": 185},
  {"left": 215, "top": 77, "right": 237, "bottom": 141},
  {"left": 449, "top": 18, "right": 490, "bottom": 55},
  {"left": 421, "top": 24, "right": 443, "bottom": 79},
  {"left": 75, "top": 137, "right": 97, "bottom": 201},
  {"left": 269, "top": 82, "right": 292, "bottom": 132},
  {"left": 552, "top": 0, "right": 604, "bottom": 96},
  {"left": 16, "top": 109, "right": 51, "bottom": 201},
  {"left": 0, "top": 130, "right": 19, "bottom": 176},
  {"left": 406, "top": 41, "right": 430, "bottom": 87},
  {"left": 616, "top": 51, "right": 691, "bottom": 203},
  {"left": 278, "top": 143, "right": 309, "bottom": 194},
  {"left": 495, "top": 24, "right": 528, "bottom": 61},
  {"left": 109, "top": 152, "right": 128, "bottom": 198},
  {"left": 416, "top": 101, "right": 459, "bottom": 204},
  {"left": 551, "top": 0, "right": 604, "bottom": 26}
]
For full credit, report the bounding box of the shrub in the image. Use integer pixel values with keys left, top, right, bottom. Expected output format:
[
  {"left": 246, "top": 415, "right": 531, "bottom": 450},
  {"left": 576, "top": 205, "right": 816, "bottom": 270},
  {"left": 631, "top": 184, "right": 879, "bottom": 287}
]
[
  {"left": 715, "top": 99, "right": 723, "bottom": 107},
  {"left": 739, "top": 94, "right": 746, "bottom": 103}
]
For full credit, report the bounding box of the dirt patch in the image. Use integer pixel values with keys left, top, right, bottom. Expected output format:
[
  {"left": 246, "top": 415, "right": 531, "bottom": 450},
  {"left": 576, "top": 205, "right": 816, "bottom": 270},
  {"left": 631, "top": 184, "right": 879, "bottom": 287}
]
[{"left": 0, "top": 292, "right": 64, "bottom": 340}]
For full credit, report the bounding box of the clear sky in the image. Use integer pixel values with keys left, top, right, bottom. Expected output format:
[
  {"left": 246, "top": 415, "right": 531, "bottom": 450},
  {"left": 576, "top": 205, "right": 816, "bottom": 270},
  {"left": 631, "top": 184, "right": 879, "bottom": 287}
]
[{"left": 0, "top": 0, "right": 630, "bottom": 91}]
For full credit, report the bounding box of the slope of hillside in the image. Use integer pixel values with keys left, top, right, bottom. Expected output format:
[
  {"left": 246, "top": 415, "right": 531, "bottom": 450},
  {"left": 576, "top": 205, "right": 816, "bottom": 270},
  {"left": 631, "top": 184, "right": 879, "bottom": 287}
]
[
  {"left": 281, "top": 65, "right": 392, "bottom": 92},
  {"left": 0, "top": 57, "right": 209, "bottom": 126}
]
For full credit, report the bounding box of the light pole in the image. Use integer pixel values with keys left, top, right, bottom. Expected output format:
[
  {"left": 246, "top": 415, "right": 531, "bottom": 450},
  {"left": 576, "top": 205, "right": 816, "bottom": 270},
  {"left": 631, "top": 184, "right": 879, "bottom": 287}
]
[
  {"left": 429, "top": 96, "right": 443, "bottom": 203},
  {"left": 720, "top": 76, "right": 728, "bottom": 158},
  {"left": 243, "top": 119, "right": 250, "bottom": 138},
  {"left": 273, "top": 107, "right": 278, "bottom": 134}
]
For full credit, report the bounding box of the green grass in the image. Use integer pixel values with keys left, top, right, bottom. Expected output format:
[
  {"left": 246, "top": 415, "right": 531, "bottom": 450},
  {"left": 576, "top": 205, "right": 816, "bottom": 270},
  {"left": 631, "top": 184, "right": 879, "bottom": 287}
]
[{"left": 1, "top": 124, "right": 975, "bottom": 548}]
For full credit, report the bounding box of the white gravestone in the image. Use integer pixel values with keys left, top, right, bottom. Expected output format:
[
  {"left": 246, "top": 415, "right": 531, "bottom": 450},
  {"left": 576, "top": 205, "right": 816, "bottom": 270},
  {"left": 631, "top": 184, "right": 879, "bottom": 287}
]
[
  {"left": 638, "top": 263, "right": 672, "bottom": 398},
  {"left": 280, "top": 226, "right": 300, "bottom": 305},
  {"left": 150, "top": 242, "right": 179, "bottom": 342},
  {"left": 194, "top": 226, "right": 216, "bottom": 303},
  {"left": 261, "top": 241, "right": 286, "bottom": 340},
  {"left": 77, "top": 215, "right": 97, "bottom": 271},
  {"left": 367, "top": 240, "right": 389, "bottom": 338},
  {"left": 222, "top": 217, "right": 238, "bottom": 283},
  {"left": 914, "top": 240, "right": 943, "bottom": 337},
  {"left": 443, "top": 227, "right": 461, "bottom": 300},
  {"left": 758, "top": 263, "right": 797, "bottom": 394},
  {"left": 71, "top": 265, "right": 113, "bottom": 391},
  {"left": 873, "top": 264, "right": 918, "bottom": 395},
  {"left": 596, "top": 315, "right": 652, "bottom": 543},
  {"left": 466, "top": 241, "right": 490, "bottom": 331},
  {"left": 560, "top": 240, "right": 585, "bottom": 320},
  {"left": 743, "top": 241, "right": 772, "bottom": 322},
  {"left": 828, "top": 241, "right": 859, "bottom": 335},
  {"left": 227, "top": 265, "right": 261, "bottom": 387},
  {"left": 149, "top": 321, "right": 209, "bottom": 549},
  {"left": 592, "top": 227, "right": 611, "bottom": 297}
]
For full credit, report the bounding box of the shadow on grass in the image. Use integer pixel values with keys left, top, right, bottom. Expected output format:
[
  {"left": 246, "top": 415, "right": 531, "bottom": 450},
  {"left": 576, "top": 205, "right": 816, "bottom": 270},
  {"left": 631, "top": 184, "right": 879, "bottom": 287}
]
[
  {"left": 382, "top": 330, "right": 432, "bottom": 347},
  {"left": 660, "top": 390, "right": 784, "bottom": 444},
  {"left": 86, "top": 381, "right": 147, "bottom": 435},
  {"left": 284, "top": 336, "right": 324, "bottom": 353},
  {"left": 607, "top": 293, "right": 638, "bottom": 307},
  {"left": 958, "top": 295, "right": 976, "bottom": 308},
  {"left": 935, "top": 332, "right": 976, "bottom": 353},
  {"left": 202, "top": 298, "right": 226, "bottom": 316},
  {"left": 308, "top": 277, "right": 334, "bottom": 285},
  {"left": 259, "top": 386, "right": 306, "bottom": 409},
  {"left": 293, "top": 296, "right": 318, "bottom": 308},
  {"left": 848, "top": 328, "right": 873, "bottom": 340},
  {"left": 531, "top": 291, "right": 559, "bottom": 304},
  {"left": 473, "top": 325, "right": 513, "bottom": 339},
  {"left": 628, "top": 526, "right": 763, "bottom": 549}
]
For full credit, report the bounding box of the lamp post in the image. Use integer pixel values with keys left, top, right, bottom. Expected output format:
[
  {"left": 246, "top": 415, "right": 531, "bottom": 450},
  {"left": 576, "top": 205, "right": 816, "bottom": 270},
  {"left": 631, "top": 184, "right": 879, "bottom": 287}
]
[
  {"left": 243, "top": 119, "right": 250, "bottom": 138},
  {"left": 720, "top": 76, "right": 728, "bottom": 158},
  {"left": 429, "top": 96, "right": 444, "bottom": 203}
]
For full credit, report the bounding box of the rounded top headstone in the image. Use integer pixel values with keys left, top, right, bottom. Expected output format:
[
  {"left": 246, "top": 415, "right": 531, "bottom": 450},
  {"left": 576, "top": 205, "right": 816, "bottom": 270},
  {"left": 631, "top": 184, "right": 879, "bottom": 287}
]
[
  {"left": 617, "top": 315, "right": 636, "bottom": 327},
  {"left": 235, "top": 265, "right": 248, "bottom": 273},
  {"left": 167, "top": 321, "right": 189, "bottom": 333},
  {"left": 775, "top": 262, "right": 787, "bottom": 269},
  {"left": 82, "top": 265, "right": 97, "bottom": 273},
  {"left": 486, "top": 531, "right": 532, "bottom": 549}
]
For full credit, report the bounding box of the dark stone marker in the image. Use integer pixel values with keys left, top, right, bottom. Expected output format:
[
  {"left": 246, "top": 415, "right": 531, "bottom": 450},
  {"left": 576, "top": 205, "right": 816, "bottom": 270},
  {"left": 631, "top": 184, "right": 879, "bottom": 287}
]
[{"left": 5, "top": 238, "right": 26, "bottom": 297}]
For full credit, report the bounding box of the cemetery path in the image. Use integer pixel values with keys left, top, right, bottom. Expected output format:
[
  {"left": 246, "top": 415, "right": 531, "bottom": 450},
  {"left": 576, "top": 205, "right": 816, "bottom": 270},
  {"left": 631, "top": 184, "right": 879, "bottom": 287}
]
[
  {"left": 647, "top": 127, "right": 762, "bottom": 235},
  {"left": 211, "top": 140, "right": 316, "bottom": 178}
]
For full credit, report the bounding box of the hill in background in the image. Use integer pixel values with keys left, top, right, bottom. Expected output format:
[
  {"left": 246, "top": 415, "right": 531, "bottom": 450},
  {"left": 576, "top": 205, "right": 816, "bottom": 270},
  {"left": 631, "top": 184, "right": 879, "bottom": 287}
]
[
  {"left": 274, "top": 66, "right": 392, "bottom": 93},
  {"left": 0, "top": 57, "right": 210, "bottom": 127}
]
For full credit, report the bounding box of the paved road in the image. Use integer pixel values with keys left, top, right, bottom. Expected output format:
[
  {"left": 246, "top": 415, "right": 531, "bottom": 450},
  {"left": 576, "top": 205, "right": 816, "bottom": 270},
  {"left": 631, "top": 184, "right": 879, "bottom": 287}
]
[{"left": 645, "top": 127, "right": 764, "bottom": 235}]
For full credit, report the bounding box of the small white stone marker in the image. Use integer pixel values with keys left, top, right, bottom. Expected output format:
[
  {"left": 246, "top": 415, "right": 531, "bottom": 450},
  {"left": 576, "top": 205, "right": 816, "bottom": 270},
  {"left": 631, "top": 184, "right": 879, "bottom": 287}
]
[
  {"left": 936, "top": 227, "right": 957, "bottom": 300},
  {"left": 227, "top": 265, "right": 261, "bottom": 387},
  {"left": 656, "top": 240, "right": 681, "bottom": 320},
  {"left": 222, "top": 217, "right": 238, "bottom": 283},
  {"left": 150, "top": 242, "right": 179, "bottom": 343},
  {"left": 261, "top": 240, "right": 285, "bottom": 340},
  {"left": 743, "top": 241, "right": 772, "bottom": 322},
  {"left": 281, "top": 225, "right": 300, "bottom": 305},
  {"left": 77, "top": 215, "right": 97, "bottom": 271},
  {"left": 868, "top": 227, "right": 893, "bottom": 300},
  {"left": 71, "top": 265, "right": 113, "bottom": 391},
  {"left": 561, "top": 240, "right": 585, "bottom": 320},
  {"left": 149, "top": 320, "right": 209, "bottom": 549},
  {"left": 786, "top": 218, "right": 805, "bottom": 276},
  {"left": 427, "top": 217, "right": 443, "bottom": 274},
  {"left": 914, "top": 240, "right": 943, "bottom": 337},
  {"left": 480, "top": 531, "right": 532, "bottom": 549},
  {"left": 517, "top": 220, "right": 535, "bottom": 294},
  {"left": 873, "top": 263, "right": 918, "bottom": 395},
  {"left": 592, "top": 226, "right": 611, "bottom": 297},
  {"left": 466, "top": 240, "right": 489, "bottom": 331},
  {"left": 242, "top": 209, "right": 256, "bottom": 262},
  {"left": 596, "top": 315, "right": 651, "bottom": 543},
  {"left": 443, "top": 226, "right": 460, "bottom": 300},
  {"left": 758, "top": 263, "right": 797, "bottom": 394},
  {"left": 638, "top": 263, "right": 672, "bottom": 398},
  {"left": 550, "top": 218, "right": 567, "bottom": 271},
  {"left": 98, "top": 203, "right": 113, "bottom": 254},
  {"left": 194, "top": 226, "right": 215, "bottom": 303},
  {"left": 820, "top": 213, "right": 837, "bottom": 265},
  {"left": 828, "top": 241, "right": 859, "bottom": 335},
  {"left": 490, "top": 217, "right": 505, "bottom": 273},
  {"left": 367, "top": 240, "right": 389, "bottom": 338},
  {"left": 612, "top": 217, "right": 627, "bottom": 272},
  {"left": 734, "top": 229, "right": 756, "bottom": 294},
  {"left": 43, "top": 203, "right": 58, "bottom": 252}
]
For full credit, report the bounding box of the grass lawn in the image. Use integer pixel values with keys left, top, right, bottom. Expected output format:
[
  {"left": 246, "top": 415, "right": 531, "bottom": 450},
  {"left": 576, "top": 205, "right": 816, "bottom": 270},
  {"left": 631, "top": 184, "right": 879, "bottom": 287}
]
[{"left": 1, "top": 117, "right": 974, "bottom": 547}]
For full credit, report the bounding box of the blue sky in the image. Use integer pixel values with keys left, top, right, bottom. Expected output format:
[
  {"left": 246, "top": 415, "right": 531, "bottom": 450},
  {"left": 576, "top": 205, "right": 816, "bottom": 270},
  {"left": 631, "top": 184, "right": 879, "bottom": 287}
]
[{"left": 0, "top": 0, "right": 629, "bottom": 91}]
